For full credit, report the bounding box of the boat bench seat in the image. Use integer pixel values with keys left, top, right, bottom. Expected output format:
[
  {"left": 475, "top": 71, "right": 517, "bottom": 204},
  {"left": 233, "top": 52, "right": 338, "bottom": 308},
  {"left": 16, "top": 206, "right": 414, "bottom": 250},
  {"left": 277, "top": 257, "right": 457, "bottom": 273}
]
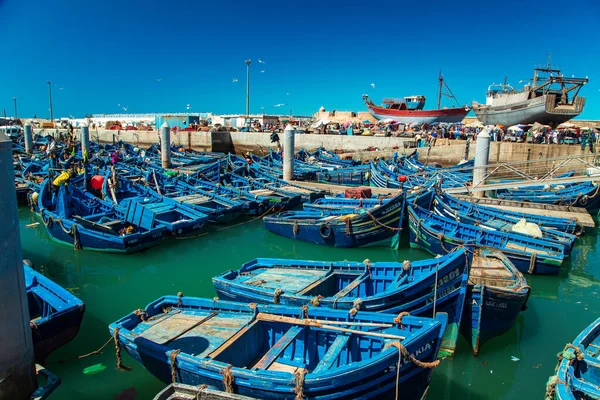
[
  {"left": 29, "top": 285, "right": 67, "bottom": 312},
  {"left": 253, "top": 326, "right": 303, "bottom": 370},
  {"left": 312, "top": 334, "right": 350, "bottom": 373},
  {"left": 333, "top": 273, "right": 368, "bottom": 299}
]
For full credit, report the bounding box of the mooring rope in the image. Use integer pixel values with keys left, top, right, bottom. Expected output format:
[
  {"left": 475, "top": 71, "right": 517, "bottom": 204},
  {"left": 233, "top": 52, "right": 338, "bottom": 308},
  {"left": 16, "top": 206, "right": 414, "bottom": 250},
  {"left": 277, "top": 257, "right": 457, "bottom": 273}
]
[
  {"left": 294, "top": 368, "right": 307, "bottom": 400},
  {"left": 177, "top": 292, "right": 184, "bottom": 307},
  {"left": 221, "top": 365, "right": 235, "bottom": 393},
  {"left": 528, "top": 252, "right": 537, "bottom": 274},
  {"left": 274, "top": 288, "right": 284, "bottom": 304},
  {"left": 386, "top": 341, "right": 440, "bottom": 400},
  {"left": 365, "top": 211, "right": 402, "bottom": 231},
  {"left": 348, "top": 298, "right": 363, "bottom": 316},
  {"left": 169, "top": 349, "right": 182, "bottom": 383},
  {"left": 113, "top": 328, "right": 131, "bottom": 371},
  {"left": 393, "top": 312, "right": 410, "bottom": 328}
]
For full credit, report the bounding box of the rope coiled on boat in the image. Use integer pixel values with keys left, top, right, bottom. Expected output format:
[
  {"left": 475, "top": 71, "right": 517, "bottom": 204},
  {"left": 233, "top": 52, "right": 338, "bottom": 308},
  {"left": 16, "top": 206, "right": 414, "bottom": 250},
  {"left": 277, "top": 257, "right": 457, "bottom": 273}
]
[
  {"left": 402, "top": 260, "right": 411, "bottom": 272},
  {"left": 544, "top": 343, "right": 583, "bottom": 400},
  {"left": 345, "top": 217, "right": 352, "bottom": 236},
  {"left": 348, "top": 298, "right": 363, "bottom": 316},
  {"left": 169, "top": 349, "right": 181, "bottom": 383},
  {"left": 363, "top": 259, "right": 372, "bottom": 278},
  {"left": 177, "top": 292, "right": 183, "bottom": 307},
  {"left": 294, "top": 368, "right": 307, "bottom": 400},
  {"left": 134, "top": 309, "right": 147, "bottom": 321},
  {"left": 293, "top": 221, "right": 299, "bottom": 236},
  {"left": 310, "top": 295, "right": 323, "bottom": 306},
  {"left": 221, "top": 365, "right": 235, "bottom": 393},
  {"left": 393, "top": 312, "right": 411, "bottom": 328}
]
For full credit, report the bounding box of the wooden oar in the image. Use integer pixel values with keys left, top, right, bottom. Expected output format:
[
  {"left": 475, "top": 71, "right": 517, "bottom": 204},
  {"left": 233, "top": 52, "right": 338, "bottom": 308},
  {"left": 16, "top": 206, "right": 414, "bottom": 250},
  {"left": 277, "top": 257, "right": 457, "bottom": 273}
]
[
  {"left": 152, "top": 170, "right": 162, "bottom": 196},
  {"left": 256, "top": 313, "right": 405, "bottom": 340},
  {"left": 107, "top": 178, "right": 119, "bottom": 204}
]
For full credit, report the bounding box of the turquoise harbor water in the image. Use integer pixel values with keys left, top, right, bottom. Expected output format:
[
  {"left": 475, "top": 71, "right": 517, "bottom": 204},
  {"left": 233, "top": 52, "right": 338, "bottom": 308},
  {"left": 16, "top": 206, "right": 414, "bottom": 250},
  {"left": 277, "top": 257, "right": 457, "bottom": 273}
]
[{"left": 18, "top": 206, "right": 600, "bottom": 400}]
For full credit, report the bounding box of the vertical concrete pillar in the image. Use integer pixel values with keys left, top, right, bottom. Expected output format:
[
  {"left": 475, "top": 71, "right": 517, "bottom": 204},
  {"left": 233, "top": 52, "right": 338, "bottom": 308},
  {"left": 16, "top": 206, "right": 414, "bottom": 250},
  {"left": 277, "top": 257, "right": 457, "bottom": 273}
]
[
  {"left": 282, "top": 124, "right": 295, "bottom": 181},
  {"left": 160, "top": 122, "right": 171, "bottom": 169},
  {"left": 472, "top": 129, "right": 491, "bottom": 198},
  {"left": 0, "top": 133, "right": 37, "bottom": 398},
  {"left": 24, "top": 123, "right": 33, "bottom": 154},
  {"left": 81, "top": 123, "right": 90, "bottom": 162}
]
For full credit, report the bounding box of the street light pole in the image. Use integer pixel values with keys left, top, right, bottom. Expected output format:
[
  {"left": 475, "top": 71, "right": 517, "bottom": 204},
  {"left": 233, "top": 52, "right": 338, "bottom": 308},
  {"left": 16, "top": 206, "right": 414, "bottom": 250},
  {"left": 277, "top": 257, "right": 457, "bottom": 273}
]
[
  {"left": 245, "top": 60, "right": 251, "bottom": 126},
  {"left": 46, "top": 81, "right": 53, "bottom": 122},
  {"left": 12, "top": 97, "right": 17, "bottom": 119}
]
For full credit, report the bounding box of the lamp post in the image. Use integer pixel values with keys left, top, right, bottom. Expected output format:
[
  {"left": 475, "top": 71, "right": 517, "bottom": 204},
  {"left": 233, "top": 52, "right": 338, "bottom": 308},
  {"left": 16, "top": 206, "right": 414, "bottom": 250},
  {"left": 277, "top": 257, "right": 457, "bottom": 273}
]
[
  {"left": 12, "top": 97, "right": 17, "bottom": 119},
  {"left": 46, "top": 81, "right": 53, "bottom": 122},
  {"left": 245, "top": 60, "right": 251, "bottom": 126}
]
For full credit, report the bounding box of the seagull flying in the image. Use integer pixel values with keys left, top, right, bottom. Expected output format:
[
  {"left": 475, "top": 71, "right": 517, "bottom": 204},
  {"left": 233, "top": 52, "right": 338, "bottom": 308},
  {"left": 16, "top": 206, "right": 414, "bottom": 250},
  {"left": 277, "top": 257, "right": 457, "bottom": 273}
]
[
  {"left": 273, "top": 103, "right": 287, "bottom": 108},
  {"left": 370, "top": 83, "right": 375, "bottom": 89},
  {"left": 286, "top": 93, "right": 289, "bottom": 96},
  {"left": 186, "top": 104, "right": 191, "bottom": 110},
  {"left": 232, "top": 78, "right": 238, "bottom": 83},
  {"left": 258, "top": 59, "right": 266, "bottom": 64},
  {"left": 156, "top": 78, "right": 163, "bottom": 82},
  {"left": 260, "top": 70, "right": 265, "bottom": 73},
  {"left": 122, "top": 107, "right": 128, "bottom": 112}
]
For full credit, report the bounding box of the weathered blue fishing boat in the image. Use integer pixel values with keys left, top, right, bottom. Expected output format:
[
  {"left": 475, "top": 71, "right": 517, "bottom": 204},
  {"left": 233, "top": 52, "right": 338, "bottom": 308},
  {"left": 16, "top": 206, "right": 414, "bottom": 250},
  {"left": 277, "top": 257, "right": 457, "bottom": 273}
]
[
  {"left": 213, "top": 248, "right": 471, "bottom": 357},
  {"left": 264, "top": 192, "right": 405, "bottom": 248},
  {"left": 102, "top": 171, "right": 211, "bottom": 233},
  {"left": 110, "top": 296, "right": 447, "bottom": 399},
  {"left": 431, "top": 193, "right": 577, "bottom": 254},
  {"left": 316, "top": 166, "right": 370, "bottom": 186},
  {"left": 550, "top": 317, "right": 600, "bottom": 400},
  {"left": 497, "top": 181, "right": 600, "bottom": 212},
  {"left": 36, "top": 179, "right": 167, "bottom": 253},
  {"left": 438, "top": 192, "right": 584, "bottom": 235},
  {"left": 460, "top": 248, "right": 530, "bottom": 355},
  {"left": 303, "top": 196, "right": 393, "bottom": 214},
  {"left": 25, "top": 261, "right": 85, "bottom": 363},
  {"left": 407, "top": 204, "right": 565, "bottom": 275}
]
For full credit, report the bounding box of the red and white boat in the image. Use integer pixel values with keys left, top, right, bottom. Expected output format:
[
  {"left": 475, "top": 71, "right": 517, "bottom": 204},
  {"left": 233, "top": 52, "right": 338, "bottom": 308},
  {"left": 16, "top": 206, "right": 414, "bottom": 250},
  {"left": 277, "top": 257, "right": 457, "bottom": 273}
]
[{"left": 363, "top": 74, "right": 470, "bottom": 124}]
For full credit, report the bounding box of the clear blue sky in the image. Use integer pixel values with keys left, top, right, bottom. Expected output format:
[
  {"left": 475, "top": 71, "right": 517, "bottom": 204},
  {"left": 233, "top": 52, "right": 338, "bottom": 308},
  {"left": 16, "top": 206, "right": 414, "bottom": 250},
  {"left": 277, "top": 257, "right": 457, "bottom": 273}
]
[{"left": 1, "top": 0, "right": 599, "bottom": 119}]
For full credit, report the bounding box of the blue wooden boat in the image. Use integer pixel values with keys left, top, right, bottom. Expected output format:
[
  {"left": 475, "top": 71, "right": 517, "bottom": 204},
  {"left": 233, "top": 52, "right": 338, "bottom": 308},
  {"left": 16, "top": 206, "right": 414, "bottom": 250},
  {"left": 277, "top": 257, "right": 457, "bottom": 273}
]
[
  {"left": 213, "top": 248, "right": 471, "bottom": 357},
  {"left": 241, "top": 164, "right": 326, "bottom": 203},
  {"left": 264, "top": 192, "right": 405, "bottom": 248},
  {"left": 316, "top": 166, "right": 370, "bottom": 186},
  {"left": 102, "top": 171, "right": 211, "bottom": 233},
  {"left": 36, "top": 179, "right": 167, "bottom": 253},
  {"left": 431, "top": 193, "right": 577, "bottom": 255},
  {"left": 551, "top": 317, "right": 600, "bottom": 400},
  {"left": 407, "top": 204, "right": 565, "bottom": 275},
  {"left": 25, "top": 261, "right": 85, "bottom": 363},
  {"left": 459, "top": 248, "right": 530, "bottom": 355},
  {"left": 497, "top": 181, "right": 600, "bottom": 212},
  {"left": 303, "top": 196, "right": 392, "bottom": 214},
  {"left": 438, "top": 192, "right": 584, "bottom": 235},
  {"left": 109, "top": 296, "right": 447, "bottom": 399}
]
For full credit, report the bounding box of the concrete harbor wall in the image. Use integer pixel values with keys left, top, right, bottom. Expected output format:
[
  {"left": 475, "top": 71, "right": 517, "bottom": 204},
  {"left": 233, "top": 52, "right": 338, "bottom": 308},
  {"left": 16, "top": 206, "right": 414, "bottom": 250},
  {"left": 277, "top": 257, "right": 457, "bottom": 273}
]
[{"left": 35, "top": 128, "right": 595, "bottom": 165}]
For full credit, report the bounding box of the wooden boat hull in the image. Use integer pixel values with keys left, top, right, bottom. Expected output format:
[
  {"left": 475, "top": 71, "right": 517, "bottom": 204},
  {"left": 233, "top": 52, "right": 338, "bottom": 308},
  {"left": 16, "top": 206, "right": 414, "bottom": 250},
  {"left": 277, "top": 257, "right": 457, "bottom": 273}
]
[
  {"left": 459, "top": 249, "right": 529, "bottom": 355},
  {"left": 553, "top": 317, "right": 600, "bottom": 400},
  {"left": 367, "top": 105, "right": 469, "bottom": 124},
  {"left": 497, "top": 182, "right": 600, "bottom": 213},
  {"left": 110, "top": 297, "right": 447, "bottom": 400},
  {"left": 407, "top": 205, "right": 564, "bottom": 275},
  {"left": 25, "top": 264, "right": 85, "bottom": 363},
  {"left": 264, "top": 193, "right": 405, "bottom": 248},
  {"left": 213, "top": 249, "right": 471, "bottom": 357}
]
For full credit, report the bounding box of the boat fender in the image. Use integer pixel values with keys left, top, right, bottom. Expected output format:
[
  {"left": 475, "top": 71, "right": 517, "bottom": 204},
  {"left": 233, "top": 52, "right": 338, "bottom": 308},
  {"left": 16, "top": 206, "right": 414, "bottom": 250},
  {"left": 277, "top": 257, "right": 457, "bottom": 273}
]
[
  {"left": 324, "top": 173, "right": 331, "bottom": 182},
  {"left": 319, "top": 224, "right": 333, "bottom": 239}
]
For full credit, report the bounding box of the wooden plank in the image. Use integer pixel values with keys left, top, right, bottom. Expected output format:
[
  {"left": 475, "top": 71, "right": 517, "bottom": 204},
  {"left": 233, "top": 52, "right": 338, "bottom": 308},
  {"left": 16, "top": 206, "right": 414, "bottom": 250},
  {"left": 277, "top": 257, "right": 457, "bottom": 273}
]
[
  {"left": 312, "top": 334, "right": 350, "bottom": 373},
  {"left": 208, "top": 320, "right": 258, "bottom": 360},
  {"left": 333, "top": 274, "right": 367, "bottom": 299},
  {"left": 139, "top": 313, "right": 214, "bottom": 344},
  {"left": 253, "top": 326, "right": 303, "bottom": 370}
]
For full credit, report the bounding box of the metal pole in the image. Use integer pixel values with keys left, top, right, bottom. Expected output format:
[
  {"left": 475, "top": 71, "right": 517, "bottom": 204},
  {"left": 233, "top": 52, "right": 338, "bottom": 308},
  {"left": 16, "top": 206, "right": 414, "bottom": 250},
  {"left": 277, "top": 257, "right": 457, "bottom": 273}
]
[
  {"left": 160, "top": 121, "right": 171, "bottom": 168},
  {"left": 245, "top": 60, "right": 251, "bottom": 126},
  {"left": 283, "top": 124, "right": 295, "bottom": 181},
  {"left": 0, "top": 133, "right": 37, "bottom": 398},
  {"left": 81, "top": 123, "right": 90, "bottom": 162},
  {"left": 24, "top": 123, "right": 33, "bottom": 154},
  {"left": 46, "top": 81, "right": 53, "bottom": 122},
  {"left": 472, "top": 129, "right": 491, "bottom": 198},
  {"left": 13, "top": 97, "right": 18, "bottom": 119}
]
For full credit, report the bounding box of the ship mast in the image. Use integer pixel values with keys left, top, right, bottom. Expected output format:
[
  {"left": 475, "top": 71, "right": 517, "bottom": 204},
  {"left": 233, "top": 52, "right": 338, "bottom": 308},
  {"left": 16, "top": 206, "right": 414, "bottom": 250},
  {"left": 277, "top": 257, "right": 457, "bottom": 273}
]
[{"left": 437, "top": 70, "right": 443, "bottom": 110}]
